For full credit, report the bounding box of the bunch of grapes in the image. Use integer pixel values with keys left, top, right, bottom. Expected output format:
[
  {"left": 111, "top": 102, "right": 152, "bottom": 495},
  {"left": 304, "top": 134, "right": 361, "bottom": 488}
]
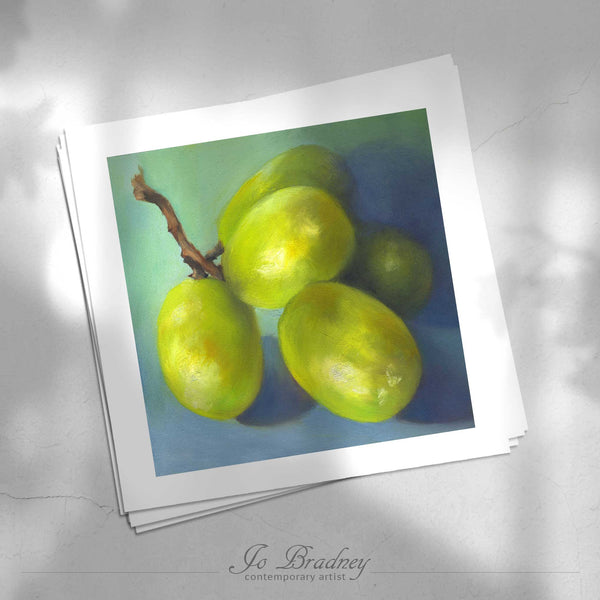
[{"left": 136, "top": 145, "right": 433, "bottom": 424}]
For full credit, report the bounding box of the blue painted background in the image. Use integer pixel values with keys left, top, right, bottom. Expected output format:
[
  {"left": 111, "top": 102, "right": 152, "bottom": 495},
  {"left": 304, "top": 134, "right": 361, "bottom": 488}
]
[{"left": 107, "top": 109, "right": 474, "bottom": 477}]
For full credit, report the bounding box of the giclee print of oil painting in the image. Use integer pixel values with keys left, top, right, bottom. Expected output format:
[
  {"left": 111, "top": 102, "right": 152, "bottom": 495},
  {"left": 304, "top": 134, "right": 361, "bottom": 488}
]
[{"left": 106, "top": 109, "right": 474, "bottom": 477}]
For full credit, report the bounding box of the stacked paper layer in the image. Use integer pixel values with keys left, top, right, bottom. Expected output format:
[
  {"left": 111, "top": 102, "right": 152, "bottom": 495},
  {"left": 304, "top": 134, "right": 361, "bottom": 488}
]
[{"left": 57, "top": 55, "right": 526, "bottom": 532}]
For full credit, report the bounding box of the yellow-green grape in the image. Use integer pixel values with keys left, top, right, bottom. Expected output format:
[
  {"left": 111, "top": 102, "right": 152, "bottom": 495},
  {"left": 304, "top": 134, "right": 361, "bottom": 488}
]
[
  {"left": 349, "top": 228, "right": 433, "bottom": 318},
  {"left": 222, "top": 186, "right": 355, "bottom": 309},
  {"left": 278, "top": 282, "right": 422, "bottom": 423},
  {"left": 218, "top": 145, "right": 353, "bottom": 246},
  {"left": 157, "top": 278, "right": 263, "bottom": 420}
]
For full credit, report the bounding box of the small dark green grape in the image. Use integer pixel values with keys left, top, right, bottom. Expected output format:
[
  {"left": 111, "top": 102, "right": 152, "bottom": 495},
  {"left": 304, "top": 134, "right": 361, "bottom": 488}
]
[{"left": 344, "top": 226, "right": 433, "bottom": 318}]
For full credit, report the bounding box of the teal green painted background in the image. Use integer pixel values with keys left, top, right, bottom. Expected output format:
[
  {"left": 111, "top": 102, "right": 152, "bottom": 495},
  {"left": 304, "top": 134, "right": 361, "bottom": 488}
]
[{"left": 107, "top": 110, "right": 474, "bottom": 477}]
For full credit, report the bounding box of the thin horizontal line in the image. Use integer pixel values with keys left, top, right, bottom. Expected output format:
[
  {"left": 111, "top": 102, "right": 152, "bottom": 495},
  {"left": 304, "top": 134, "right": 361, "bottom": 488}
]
[
  {"left": 22, "top": 571, "right": 581, "bottom": 575},
  {"left": 370, "top": 571, "right": 581, "bottom": 575},
  {"left": 22, "top": 571, "right": 220, "bottom": 574}
]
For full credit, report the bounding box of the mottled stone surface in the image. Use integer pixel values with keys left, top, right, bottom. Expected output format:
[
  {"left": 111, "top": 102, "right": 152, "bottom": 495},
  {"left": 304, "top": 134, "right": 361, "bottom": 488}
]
[{"left": 1, "top": 1, "right": 599, "bottom": 598}]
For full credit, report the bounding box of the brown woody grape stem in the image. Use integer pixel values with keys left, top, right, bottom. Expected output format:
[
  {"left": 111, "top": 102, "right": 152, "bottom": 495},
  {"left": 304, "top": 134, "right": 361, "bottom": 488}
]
[
  {"left": 131, "top": 167, "right": 224, "bottom": 280},
  {"left": 205, "top": 240, "right": 224, "bottom": 261}
]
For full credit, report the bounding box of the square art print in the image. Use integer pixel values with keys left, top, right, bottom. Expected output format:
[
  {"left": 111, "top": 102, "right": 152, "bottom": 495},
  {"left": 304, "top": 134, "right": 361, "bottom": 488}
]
[
  {"left": 63, "top": 57, "right": 519, "bottom": 512},
  {"left": 106, "top": 109, "right": 475, "bottom": 478}
]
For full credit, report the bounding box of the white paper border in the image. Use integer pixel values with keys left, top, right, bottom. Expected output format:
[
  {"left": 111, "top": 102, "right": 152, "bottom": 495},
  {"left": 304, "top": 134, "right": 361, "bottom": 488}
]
[{"left": 66, "top": 55, "right": 522, "bottom": 513}]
